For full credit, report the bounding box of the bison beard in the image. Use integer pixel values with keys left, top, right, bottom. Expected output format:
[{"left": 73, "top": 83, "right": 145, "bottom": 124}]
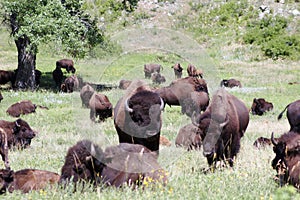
[{"left": 114, "top": 88, "right": 164, "bottom": 153}]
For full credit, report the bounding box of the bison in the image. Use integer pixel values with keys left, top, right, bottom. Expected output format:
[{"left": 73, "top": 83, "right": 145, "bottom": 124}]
[
  {"left": 181, "top": 91, "right": 209, "bottom": 117},
  {"left": 101, "top": 143, "right": 168, "bottom": 188},
  {"left": 52, "top": 67, "right": 64, "bottom": 89},
  {"left": 187, "top": 64, "right": 203, "bottom": 78},
  {"left": 251, "top": 98, "right": 274, "bottom": 116},
  {"left": 59, "top": 140, "right": 109, "bottom": 188},
  {"left": 89, "top": 93, "right": 113, "bottom": 122},
  {"left": 192, "top": 88, "right": 249, "bottom": 167},
  {"left": 175, "top": 123, "right": 202, "bottom": 151},
  {"left": 220, "top": 79, "right": 242, "bottom": 88},
  {"left": 271, "top": 131, "right": 300, "bottom": 189},
  {"left": 0, "top": 92, "right": 3, "bottom": 102},
  {"left": 61, "top": 75, "right": 79, "bottom": 93},
  {"left": 0, "top": 119, "right": 36, "bottom": 163},
  {"left": 0, "top": 168, "right": 60, "bottom": 194},
  {"left": 155, "top": 76, "right": 208, "bottom": 107},
  {"left": 144, "top": 64, "right": 162, "bottom": 79},
  {"left": 80, "top": 84, "right": 95, "bottom": 108},
  {"left": 171, "top": 63, "right": 183, "bottom": 79},
  {"left": 278, "top": 99, "right": 300, "bottom": 133},
  {"left": 253, "top": 137, "right": 274, "bottom": 149},
  {"left": 118, "top": 80, "right": 132, "bottom": 90},
  {"left": 0, "top": 70, "right": 15, "bottom": 87},
  {"left": 114, "top": 80, "right": 164, "bottom": 153},
  {"left": 56, "top": 59, "right": 76, "bottom": 73},
  {"left": 151, "top": 72, "right": 166, "bottom": 85},
  {"left": 6, "top": 100, "right": 48, "bottom": 118}
]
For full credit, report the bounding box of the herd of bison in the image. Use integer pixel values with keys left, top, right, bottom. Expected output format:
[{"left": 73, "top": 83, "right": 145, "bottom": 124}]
[{"left": 0, "top": 59, "right": 299, "bottom": 194}]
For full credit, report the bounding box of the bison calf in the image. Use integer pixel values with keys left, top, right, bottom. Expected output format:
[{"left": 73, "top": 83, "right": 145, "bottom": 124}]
[
  {"left": 175, "top": 123, "right": 202, "bottom": 151},
  {"left": 151, "top": 72, "right": 166, "bottom": 85},
  {"left": 89, "top": 93, "right": 113, "bottom": 122},
  {"left": 144, "top": 64, "right": 162, "bottom": 79},
  {"left": 6, "top": 100, "right": 48, "bottom": 118},
  {"left": 118, "top": 80, "right": 132, "bottom": 90},
  {"left": 0, "top": 168, "right": 60, "bottom": 194}
]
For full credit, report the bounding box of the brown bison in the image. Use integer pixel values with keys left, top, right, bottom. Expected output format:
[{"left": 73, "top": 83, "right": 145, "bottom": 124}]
[
  {"left": 220, "top": 79, "right": 242, "bottom": 88},
  {"left": 118, "top": 80, "right": 132, "bottom": 90},
  {"left": 56, "top": 59, "right": 76, "bottom": 73},
  {"left": 187, "top": 64, "right": 203, "bottom": 78},
  {"left": 114, "top": 80, "right": 164, "bottom": 153},
  {"left": 0, "top": 92, "right": 3, "bottom": 102},
  {"left": 52, "top": 67, "right": 64, "bottom": 89},
  {"left": 175, "top": 123, "right": 202, "bottom": 151},
  {"left": 171, "top": 63, "right": 183, "bottom": 79},
  {"left": 271, "top": 131, "right": 300, "bottom": 189},
  {"left": 0, "top": 119, "right": 36, "bottom": 163},
  {"left": 101, "top": 143, "right": 168, "bottom": 188},
  {"left": 89, "top": 93, "right": 113, "bottom": 122},
  {"left": 192, "top": 89, "right": 249, "bottom": 167},
  {"left": 144, "top": 64, "right": 162, "bottom": 78},
  {"left": 278, "top": 99, "right": 300, "bottom": 133},
  {"left": 80, "top": 84, "right": 95, "bottom": 108},
  {"left": 181, "top": 91, "right": 209, "bottom": 117},
  {"left": 155, "top": 76, "right": 208, "bottom": 108},
  {"left": 59, "top": 140, "right": 109, "bottom": 188},
  {"left": 61, "top": 75, "right": 79, "bottom": 93},
  {"left": 251, "top": 98, "right": 274, "bottom": 116},
  {"left": 6, "top": 100, "right": 48, "bottom": 118},
  {"left": 0, "top": 70, "right": 16, "bottom": 87},
  {"left": 151, "top": 72, "right": 166, "bottom": 85},
  {"left": 0, "top": 168, "right": 60, "bottom": 194}
]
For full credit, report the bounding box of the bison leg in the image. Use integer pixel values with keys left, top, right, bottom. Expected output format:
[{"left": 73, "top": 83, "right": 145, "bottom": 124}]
[{"left": 90, "top": 109, "right": 96, "bottom": 122}]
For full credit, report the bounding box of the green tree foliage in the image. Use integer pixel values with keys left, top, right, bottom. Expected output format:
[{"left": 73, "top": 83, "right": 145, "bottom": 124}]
[{"left": 1, "top": 0, "right": 104, "bottom": 89}]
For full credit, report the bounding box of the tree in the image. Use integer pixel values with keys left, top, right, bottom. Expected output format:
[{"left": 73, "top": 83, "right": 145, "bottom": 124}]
[{"left": 1, "top": 0, "right": 103, "bottom": 90}]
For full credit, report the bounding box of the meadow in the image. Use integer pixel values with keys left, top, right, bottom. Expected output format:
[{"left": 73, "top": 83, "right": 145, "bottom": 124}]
[{"left": 0, "top": 4, "right": 300, "bottom": 200}]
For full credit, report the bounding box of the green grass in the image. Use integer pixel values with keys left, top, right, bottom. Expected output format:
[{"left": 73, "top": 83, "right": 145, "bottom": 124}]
[{"left": 0, "top": 3, "right": 300, "bottom": 199}]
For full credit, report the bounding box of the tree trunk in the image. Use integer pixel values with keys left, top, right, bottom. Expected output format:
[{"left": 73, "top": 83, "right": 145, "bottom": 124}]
[{"left": 14, "top": 37, "right": 37, "bottom": 90}]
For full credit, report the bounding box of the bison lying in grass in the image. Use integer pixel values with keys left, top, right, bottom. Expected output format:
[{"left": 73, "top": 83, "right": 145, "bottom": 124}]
[
  {"left": 59, "top": 140, "right": 168, "bottom": 189},
  {"left": 0, "top": 168, "right": 60, "bottom": 194}
]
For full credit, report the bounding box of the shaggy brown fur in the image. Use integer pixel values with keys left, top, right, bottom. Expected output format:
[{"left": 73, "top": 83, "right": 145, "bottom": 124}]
[
  {"left": 172, "top": 63, "right": 183, "bottom": 79},
  {"left": 118, "top": 80, "right": 132, "bottom": 90},
  {"left": 251, "top": 98, "right": 273, "bottom": 116},
  {"left": 144, "top": 63, "right": 162, "bottom": 78},
  {"left": 175, "top": 124, "right": 202, "bottom": 150},
  {"left": 220, "top": 79, "right": 242, "bottom": 88},
  {"left": 61, "top": 75, "right": 79, "bottom": 93},
  {"left": 56, "top": 59, "right": 76, "bottom": 73}
]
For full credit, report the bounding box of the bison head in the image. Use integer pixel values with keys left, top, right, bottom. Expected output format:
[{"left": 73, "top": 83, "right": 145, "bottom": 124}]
[
  {"left": 13, "top": 119, "right": 36, "bottom": 148},
  {"left": 0, "top": 169, "right": 13, "bottom": 194},
  {"left": 124, "top": 90, "right": 164, "bottom": 139}
]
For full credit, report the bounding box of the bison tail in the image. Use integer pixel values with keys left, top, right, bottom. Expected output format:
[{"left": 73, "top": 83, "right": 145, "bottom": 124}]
[
  {"left": 37, "top": 105, "right": 49, "bottom": 110},
  {"left": 277, "top": 104, "right": 289, "bottom": 120}
]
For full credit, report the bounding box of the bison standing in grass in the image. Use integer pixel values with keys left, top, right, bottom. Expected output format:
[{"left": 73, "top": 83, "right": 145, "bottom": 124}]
[
  {"left": 61, "top": 75, "right": 79, "bottom": 93},
  {"left": 0, "top": 70, "right": 15, "bottom": 87},
  {"left": 80, "top": 84, "right": 95, "bottom": 108},
  {"left": 56, "top": 59, "right": 76, "bottom": 73},
  {"left": 0, "top": 168, "right": 60, "bottom": 194},
  {"left": 192, "top": 88, "right": 249, "bottom": 168},
  {"left": 171, "top": 63, "right": 183, "bottom": 79},
  {"left": 144, "top": 64, "right": 162, "bottom": 78},
  {"left": 278, "top": 99, "right": 300, "bottom": 133},
  {"left": 114, "top": 80, "right": 164, "bottom": 153},
  {"left": 89, "top": 93, "right": 113, "bottom": 122}
]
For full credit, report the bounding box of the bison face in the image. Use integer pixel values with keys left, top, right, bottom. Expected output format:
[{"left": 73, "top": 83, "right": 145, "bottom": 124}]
[
  {"left": 0, "top": 169, "right": 13, "bottom": 194},
  {"left": 124, "top": 93, "right": 164, "bottom": 139},
  {"left": 13, "top": 119, "right": 36, "bottom": 148},
  {"left": 272, "top": 141, "right": 287, "bottom": 170}
]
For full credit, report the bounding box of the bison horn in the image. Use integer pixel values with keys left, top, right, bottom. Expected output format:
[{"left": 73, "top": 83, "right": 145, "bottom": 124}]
[
  {"left": 159, "top": 97, "right": 164, "bottom": 111},
  {"left": 191, "top": 111, "right": 200, "bottom": 127},
  {"left": 271, "top": 132, "right": 278, "bottom": 146},
  {"left": 220, "top": 116, "right": 229, "bottom": 128},
  {"left": 125, "top": 98, "right": 133, "bottom": 113},
  {"left": 91, "top": 143, "right": 96, "bottom": 157},
  {"left": 15, "top": 119, "right": 21, "bottom": 127}
]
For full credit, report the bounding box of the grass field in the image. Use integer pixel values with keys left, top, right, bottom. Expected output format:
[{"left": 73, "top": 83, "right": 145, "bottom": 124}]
[{"left": 0, "top": 2, "right": 300, "bottom": 199}]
